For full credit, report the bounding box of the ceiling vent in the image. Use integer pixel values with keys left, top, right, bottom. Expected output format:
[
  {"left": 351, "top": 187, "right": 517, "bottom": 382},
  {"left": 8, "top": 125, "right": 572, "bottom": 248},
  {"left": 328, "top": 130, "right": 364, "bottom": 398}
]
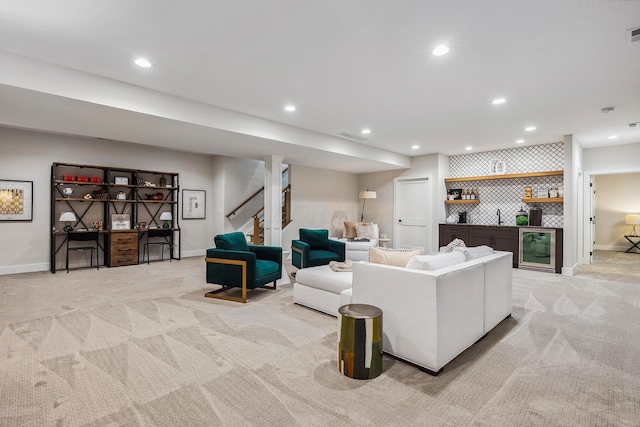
[
  {"left": 629, "top": 26, "right": 640, "bottom": 43},
  {"left": 629, "top": 122, "right": 640, "bottom": 128},
  {"left": 337, "top": 132, "right": 369, "bottom": 142}
]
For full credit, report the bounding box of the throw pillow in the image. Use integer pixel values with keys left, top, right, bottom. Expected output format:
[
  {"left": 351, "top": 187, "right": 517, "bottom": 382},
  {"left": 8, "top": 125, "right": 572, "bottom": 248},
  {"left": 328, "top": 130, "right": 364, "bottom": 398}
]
[
  {"left": 344, "top": 221, "right": 357, "bottom": 239},
  {"left": 214, "top": 231, "right": 249, "bottom": 252},
  {"left": 369, "top": 246, "right": 424, "bottom": 267},
  {"left": 405, "top": 251, "right": 466, "bottom": 271},
  {"left": 454, "top": 245, "right": 494, "bottom": 260},
  {"left": 356, "top": 223, "right": 379, "bottom": 240},
  {"left": 443, "top": 238, "right": 466, "bottom": 253},
  {"left": 300, "top": 228, "right": 329, "bottom": 250}
]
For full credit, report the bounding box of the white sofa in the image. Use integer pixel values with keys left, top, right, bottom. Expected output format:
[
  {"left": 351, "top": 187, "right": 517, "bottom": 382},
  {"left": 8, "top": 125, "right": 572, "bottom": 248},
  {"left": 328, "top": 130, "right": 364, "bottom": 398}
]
[
  {"left": 293, "top": 249, "right": 513, "bottom": 374},
  {"left": 351, "top": 251, "right": 513, "bottom": 374}
]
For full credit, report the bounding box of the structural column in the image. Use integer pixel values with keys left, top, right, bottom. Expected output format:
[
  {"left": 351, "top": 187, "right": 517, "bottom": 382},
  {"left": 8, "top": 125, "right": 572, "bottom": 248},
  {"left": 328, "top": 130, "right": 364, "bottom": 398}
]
[{"left": 263, "top": 155, "right": 283, "bottom": 246}]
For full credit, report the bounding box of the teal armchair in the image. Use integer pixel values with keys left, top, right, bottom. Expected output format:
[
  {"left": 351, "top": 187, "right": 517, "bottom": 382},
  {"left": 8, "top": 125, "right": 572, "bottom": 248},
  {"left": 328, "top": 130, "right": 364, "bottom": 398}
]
[
  {"left": 205, "top": 231, "right": 282, "bottom": 303},
  {"left": 291, "top": 228, "right": 345, "bottom": 269}
]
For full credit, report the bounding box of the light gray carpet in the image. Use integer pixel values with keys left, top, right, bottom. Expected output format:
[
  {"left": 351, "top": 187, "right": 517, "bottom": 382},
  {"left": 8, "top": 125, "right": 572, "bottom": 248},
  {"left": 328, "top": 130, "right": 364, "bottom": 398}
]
[{"left": 1, "top": 254, "right": 639, "bottom": 426}]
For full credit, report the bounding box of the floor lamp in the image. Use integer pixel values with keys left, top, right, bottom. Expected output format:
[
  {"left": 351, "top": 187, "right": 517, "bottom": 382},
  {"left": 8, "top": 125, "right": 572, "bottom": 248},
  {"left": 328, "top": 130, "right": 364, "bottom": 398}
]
[{"left": 359, "top": 190, "right": 377, "bottom": 222}]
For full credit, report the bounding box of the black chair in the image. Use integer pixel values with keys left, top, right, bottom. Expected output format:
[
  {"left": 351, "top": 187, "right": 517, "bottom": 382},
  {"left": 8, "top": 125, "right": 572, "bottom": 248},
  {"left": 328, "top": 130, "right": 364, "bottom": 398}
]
[
  {"left": 143, "top": 228, "right": 173, "bottom": 263},
  {"left": 66, "top": 231, "right": 100, "bottom": 273}
]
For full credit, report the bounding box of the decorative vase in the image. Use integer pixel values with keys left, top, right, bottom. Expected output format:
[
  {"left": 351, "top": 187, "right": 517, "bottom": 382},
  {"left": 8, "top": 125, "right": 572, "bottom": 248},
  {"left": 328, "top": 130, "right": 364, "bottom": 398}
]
[{"left": 159, "top": 175, "right": 167, "bottom": 187}]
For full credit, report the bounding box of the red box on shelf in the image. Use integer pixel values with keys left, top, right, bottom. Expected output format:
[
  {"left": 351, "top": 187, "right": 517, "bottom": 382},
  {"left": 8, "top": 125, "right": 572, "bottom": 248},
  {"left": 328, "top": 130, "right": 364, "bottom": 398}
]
[
  {"left": 77, "top": 175, "right": 89, "bottom": 182},
  {"left": 63, "top": 174, "right": 75, "bottom": 182},
  {"left": 90, "top": 176, "right": 101, "bottom": 183}
]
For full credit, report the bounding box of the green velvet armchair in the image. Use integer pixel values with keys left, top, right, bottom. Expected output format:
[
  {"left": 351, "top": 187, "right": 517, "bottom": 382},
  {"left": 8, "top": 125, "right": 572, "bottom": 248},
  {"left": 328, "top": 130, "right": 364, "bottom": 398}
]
[
  {"left": 291, "top": 228, "right": 346, "bottom": 269},
  {"left": 205, "top": 231, "right": 282, "bottom": 303}
]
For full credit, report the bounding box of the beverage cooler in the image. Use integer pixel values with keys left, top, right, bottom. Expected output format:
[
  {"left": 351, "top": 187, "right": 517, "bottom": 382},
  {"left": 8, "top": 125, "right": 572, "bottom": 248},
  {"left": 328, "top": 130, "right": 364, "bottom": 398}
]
[{"left": 519, "top": 228, "right": 556, "bottom": 272}]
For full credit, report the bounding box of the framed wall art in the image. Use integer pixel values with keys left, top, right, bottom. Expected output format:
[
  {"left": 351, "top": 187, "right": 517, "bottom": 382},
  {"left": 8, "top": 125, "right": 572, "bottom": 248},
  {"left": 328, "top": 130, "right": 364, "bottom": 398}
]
[
  {"left": 111, "top": 214, "right": 131, "bottom": 230},
  {"left": 0, "top": 180, "right": 33, "bottom": 222},
  {"left": 182, "top": 189, "right": 206, "bottom": 219}
]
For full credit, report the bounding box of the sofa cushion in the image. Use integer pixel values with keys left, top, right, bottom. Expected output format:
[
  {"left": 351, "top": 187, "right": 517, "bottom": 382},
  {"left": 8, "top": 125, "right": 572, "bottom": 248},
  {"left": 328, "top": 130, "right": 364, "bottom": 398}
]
[
  {"left": 454, "top": 245, "right": 494, "bottom": 260},
  {"left": 369, "top": 246, "right": 424, "bottom": 267},
  {"left": 300, "top": 228, "right": 329, "bottom": 250},
  {"left": 344, "top": 221, "right": 357, "bottom": 239},
  {"left": 443, "top": 238, "right": 466, "bottom": 253},
  {"left": 406, "top": 251, "right": 466, "bottom": 271},
  {"left": 356, "top": 223, "right": 379, "bottom": 240},
  {"left": 214, "top": 231, "right": 249, "bottom": 252}
]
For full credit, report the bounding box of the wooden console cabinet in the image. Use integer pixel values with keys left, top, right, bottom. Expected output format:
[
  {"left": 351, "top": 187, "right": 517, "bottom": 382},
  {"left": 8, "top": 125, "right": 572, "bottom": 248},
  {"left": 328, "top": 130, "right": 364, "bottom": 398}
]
[
  {"left": 439, "top": 224, "right": 563, "bottom": 272},
  {"left": 107, "top": 231, "right": 139, "bottom": 267}
]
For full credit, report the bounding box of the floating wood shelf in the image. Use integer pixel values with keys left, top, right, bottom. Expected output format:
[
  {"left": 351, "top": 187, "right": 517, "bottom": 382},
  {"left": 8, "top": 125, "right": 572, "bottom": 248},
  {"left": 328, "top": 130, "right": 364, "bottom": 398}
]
[
  {"left": 521, "top": 198, "right": 564, "bottom": 203},
  {"left": 445, "top": 170, "right": 564, "bottom": 183},
  {"left": 444, "top": 199, "right": 480, "bottom": 204}
]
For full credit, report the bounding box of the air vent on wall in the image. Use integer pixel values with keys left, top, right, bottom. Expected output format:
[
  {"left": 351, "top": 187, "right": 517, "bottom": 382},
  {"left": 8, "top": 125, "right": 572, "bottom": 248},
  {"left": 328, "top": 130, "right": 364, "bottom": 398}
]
[
  {"left": 337, "top": 132, "right": 369, "bottom": 142},
  {"left": 629, "top": 26, "right": 640, "bottom": 43}
]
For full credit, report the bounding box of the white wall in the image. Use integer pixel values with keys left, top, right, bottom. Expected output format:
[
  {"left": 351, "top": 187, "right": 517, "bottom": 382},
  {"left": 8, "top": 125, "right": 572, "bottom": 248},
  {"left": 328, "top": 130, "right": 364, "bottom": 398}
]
[
  {"left": 582, "top": 142, "right": 640, "bottom": 258},
  {"left": 594, "top": 173, "right": 640, "bottom": 250},
  {"left": 562, "top": 134, "right": 583, "bottom": 275},
  {"left": 0, "top": 127, "right": 217, "bottom": 274},
  {"left": 359, "top": 153, "right": 446, "bottom": 254},
  {"left": 283, "top": 165, "right": 358, "bottom": 251}
]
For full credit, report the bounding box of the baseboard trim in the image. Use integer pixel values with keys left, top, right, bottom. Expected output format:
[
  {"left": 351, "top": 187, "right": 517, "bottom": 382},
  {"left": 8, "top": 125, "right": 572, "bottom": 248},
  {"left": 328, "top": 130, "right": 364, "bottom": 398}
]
[
  {"left": 593, "top": 245, "right": 630, "bottom": 252},
  {"left": 0, "top": 263, "right": 49, "bottom": 276},
  {"left": 562, "top": 264, "right": 576, "bottom": 276}
]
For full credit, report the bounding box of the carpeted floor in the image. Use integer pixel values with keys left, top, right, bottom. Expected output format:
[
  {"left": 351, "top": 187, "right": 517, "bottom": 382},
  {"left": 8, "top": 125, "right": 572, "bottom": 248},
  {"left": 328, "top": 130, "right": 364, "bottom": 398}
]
[{"left": 0, "top": 252, "right": 639, "bottom": 426}]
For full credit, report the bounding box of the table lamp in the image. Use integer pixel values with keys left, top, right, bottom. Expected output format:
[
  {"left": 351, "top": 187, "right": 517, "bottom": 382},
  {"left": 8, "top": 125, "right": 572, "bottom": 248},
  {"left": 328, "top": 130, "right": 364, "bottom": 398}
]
[
  {"left": 59, "top": 212, "right": 77, "bottom": 232},
  {"left": 358, "top": 190, "right": 377, "bottom": 222},
  {"left": 160, "top": 211, "right": 172, "bottom": 229},
  {"left": 626, "top": 214, "right": 640, "bottom": 237}
]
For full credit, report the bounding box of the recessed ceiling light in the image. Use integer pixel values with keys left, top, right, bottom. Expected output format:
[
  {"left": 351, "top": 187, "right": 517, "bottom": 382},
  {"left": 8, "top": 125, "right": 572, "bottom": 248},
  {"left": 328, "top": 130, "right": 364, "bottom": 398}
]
[
  {"left": 492, "top": 98, "right": 506, "bottom": 105},
  {"left": 524, "top": 126, "right": 536, "bottom": 132},
  {"left": 411, "top": 145, "right": 420, "bottom": 150},
  {"left": 361, "top": 129, "right": 371, "bottom": 135},
  {"left": 432, "top": 45, "right": 450, "bottom": 56},
  {"left": 607, "top": 135, "right": 618, "bottom": 139},
  {"left": 284, "top": 105, "right": 296, "bottom": 112},
  {"left": 465, "top": 146, "right": 472, "bottom": 151},
  {"left": 134, "top": 58, "right": 152, "bottom": 68},
  {"left": 516, "top": 139, "right": 525, "bottom": 144}
]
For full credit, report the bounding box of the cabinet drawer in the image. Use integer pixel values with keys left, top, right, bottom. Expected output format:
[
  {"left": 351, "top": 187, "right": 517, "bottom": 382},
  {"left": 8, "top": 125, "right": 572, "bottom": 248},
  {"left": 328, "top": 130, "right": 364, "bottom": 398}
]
[
  {"left": 109, "top": 253, "right": 138, "bottom": 267},
  {"left": 110, "top": 233, "right": 138, "bottom": 245},
  {"left": 111, "top": 243, "right": 137, "bottom": 255}
]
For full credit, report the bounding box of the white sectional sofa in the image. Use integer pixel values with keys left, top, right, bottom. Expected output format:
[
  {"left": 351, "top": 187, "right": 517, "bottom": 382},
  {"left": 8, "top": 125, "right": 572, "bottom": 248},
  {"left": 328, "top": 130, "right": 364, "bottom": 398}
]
[
  {"left": 293, "top": 249, "right": 513, "bottom": 375},
  {"left": 351, "top": 251, "right": 513, "bottom": 374}
]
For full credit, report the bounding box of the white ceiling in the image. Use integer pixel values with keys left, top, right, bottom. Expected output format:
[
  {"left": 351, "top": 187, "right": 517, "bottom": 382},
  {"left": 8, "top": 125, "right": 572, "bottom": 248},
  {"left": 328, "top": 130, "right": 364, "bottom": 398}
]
[{"left": 0, "top": 0, "right": 639, "bottom": 173}]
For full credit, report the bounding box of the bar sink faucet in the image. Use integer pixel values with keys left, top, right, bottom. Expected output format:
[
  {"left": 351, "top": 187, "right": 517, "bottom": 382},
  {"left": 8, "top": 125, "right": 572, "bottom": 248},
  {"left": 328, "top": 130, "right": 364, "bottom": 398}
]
[{"left": 497, "top": 208, "right": 503, "bottom": 225}]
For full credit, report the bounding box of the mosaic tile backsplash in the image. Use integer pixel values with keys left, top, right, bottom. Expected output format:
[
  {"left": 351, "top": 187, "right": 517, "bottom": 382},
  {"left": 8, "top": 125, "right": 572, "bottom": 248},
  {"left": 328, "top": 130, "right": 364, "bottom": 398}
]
[{"left": 447, "top": 142, "right": 564, "bottom": 228}]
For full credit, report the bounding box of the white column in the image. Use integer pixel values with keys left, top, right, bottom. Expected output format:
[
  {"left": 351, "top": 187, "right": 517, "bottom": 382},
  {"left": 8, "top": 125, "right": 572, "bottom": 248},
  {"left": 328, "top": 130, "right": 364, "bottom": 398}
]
[{"left": 263, "top": 155, "right": 283, "bottom": 246}]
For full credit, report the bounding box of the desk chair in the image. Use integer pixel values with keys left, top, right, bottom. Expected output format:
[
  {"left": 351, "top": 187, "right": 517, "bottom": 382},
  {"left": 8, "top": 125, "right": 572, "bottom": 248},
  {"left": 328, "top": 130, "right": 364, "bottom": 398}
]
[
  {"left": 143, "top": 228, "right": 173, "bottom": 263},
  {"left": 66, "top": 231, "right": 100, "bottom": 273}
]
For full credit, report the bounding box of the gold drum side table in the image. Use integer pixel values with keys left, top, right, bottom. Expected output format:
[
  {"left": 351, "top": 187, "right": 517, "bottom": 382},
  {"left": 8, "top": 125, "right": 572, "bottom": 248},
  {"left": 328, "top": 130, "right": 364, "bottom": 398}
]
[{"left": 338, "top": 303, "right": 383, "bottom": 379}]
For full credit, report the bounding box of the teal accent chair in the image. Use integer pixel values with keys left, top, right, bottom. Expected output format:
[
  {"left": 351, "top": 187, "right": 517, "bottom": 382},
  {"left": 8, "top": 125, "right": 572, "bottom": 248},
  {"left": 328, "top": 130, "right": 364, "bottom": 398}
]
[
  {"left": 291, "top": 228, "right": 346, "bottom": 269},
  {"left": 205, "top": 231, "right": 282, "bottom": 303}
]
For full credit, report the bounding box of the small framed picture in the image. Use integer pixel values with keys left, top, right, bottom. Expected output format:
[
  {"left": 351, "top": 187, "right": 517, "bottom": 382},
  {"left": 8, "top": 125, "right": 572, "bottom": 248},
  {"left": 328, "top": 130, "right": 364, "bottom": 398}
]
[
  {"left": 0, "top": 179, "right": 33, "bottom": 222},
  {"left": 182, "top": 189, "right": 206, "bottom": 219},
  {"left": 490, "top": 160, "right": 506, "bottom": 175},
  {"left": 449, "top": 188, "right": 462, "bottom": 200},
  {"left": 111, "top": 214, "right": 130, "bottom": 230},
  {"left": 114, "top": 177, "right": 129, "bottom": 185}
]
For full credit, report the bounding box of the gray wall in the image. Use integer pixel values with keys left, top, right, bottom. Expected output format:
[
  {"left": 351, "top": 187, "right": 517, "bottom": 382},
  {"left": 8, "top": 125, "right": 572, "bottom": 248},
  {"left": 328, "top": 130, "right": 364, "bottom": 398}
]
[{"left": 0, "top": 127, "right": 216, "bottom": 274}]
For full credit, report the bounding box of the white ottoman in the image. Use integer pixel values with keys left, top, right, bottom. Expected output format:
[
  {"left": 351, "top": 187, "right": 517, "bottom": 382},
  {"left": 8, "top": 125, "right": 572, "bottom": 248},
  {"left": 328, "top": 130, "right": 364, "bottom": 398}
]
[{"left": 294, "top": 265, "right": 353, "bottom": 316}]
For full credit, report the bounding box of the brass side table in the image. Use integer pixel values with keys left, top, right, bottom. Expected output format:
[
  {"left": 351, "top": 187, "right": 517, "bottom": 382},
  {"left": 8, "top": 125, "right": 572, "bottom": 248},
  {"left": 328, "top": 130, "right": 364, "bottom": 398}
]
[{"left": 338, "top": 304, "right": 383, "bottom": 379}]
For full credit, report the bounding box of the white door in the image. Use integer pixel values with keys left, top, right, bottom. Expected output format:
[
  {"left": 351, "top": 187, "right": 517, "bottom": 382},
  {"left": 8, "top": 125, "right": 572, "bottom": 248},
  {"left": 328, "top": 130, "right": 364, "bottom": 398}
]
[
  {"left": 394, "top": 177, "right": 430, "bottom": 249},
  {"left": 589, "top": 176, "right": 596, "bottom": 264}
]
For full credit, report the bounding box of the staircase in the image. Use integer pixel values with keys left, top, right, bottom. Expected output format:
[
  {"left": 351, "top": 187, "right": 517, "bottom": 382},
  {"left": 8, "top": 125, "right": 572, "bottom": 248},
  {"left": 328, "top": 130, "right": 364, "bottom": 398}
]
[{"left": 225, "top": 168, "right": 291, "bottom": 244}]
